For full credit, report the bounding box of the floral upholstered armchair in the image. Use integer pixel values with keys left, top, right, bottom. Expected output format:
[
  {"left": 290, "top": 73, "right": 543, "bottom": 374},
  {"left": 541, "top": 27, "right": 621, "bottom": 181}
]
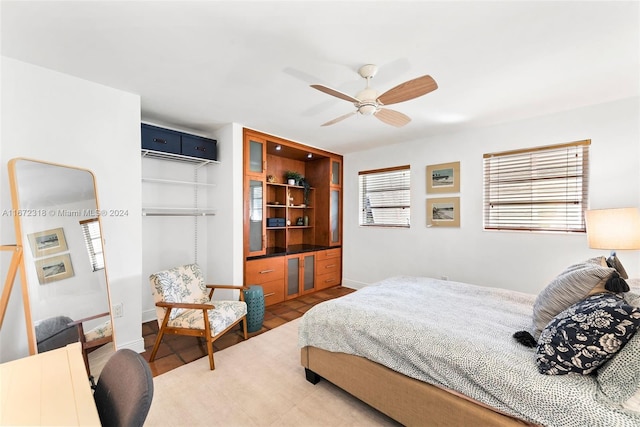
[{"left": 148, "top": 264, "right": 248, "bottom": 370}]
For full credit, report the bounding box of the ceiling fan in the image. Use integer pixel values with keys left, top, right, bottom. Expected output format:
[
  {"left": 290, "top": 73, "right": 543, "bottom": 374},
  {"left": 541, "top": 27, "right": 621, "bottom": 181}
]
[{"left": 310, "top": 64, "right": 438, "bottom": 127}]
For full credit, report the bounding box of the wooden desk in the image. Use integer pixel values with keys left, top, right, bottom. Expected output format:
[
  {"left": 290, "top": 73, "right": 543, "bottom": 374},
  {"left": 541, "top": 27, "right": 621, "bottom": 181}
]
[{"left": 0, "top": 342, "right": 100, "bottom": 426}]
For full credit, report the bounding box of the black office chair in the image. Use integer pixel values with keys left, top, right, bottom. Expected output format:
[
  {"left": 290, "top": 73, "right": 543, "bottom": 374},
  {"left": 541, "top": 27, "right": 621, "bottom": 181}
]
[{"left": 93, "top": 349, "right": 154, "bottom": 427}]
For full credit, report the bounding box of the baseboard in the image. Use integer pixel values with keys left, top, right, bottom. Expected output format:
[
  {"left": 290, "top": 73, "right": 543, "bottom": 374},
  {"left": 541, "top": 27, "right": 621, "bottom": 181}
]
[
  {"left": 142, "top": 309, "right": 157, "bottom": 324},
  {"left": 341, "top": 278, "right": 369, "bottom": 290},
  {"left": 116, "top": 337, "right": 145, "bottom": 353}
]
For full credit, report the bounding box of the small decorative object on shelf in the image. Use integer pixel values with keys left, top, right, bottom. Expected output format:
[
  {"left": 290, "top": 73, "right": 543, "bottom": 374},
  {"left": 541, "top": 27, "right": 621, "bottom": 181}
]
[
  {"left": 266, "top": 174, "right": 276, "bottom": 183},
  {"left": 285, "top": 171, "right": 303, "bottom": 186},
  {"left": 300, "top": 178, "right": 311, "bottom": 206}
]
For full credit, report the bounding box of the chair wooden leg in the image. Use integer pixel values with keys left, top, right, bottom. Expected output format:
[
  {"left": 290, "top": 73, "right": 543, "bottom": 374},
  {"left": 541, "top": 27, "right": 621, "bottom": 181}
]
[
  {"left": 206, "top": 338, "right": 215, "bottom": 370},
  {"left": 149, "top": 330, "right": 164, "bottom": 362},
  {"left": 241, "top": 315, "right": 248, "bottom": 340},
  {"left": 149, "top": 317, "right": 169, "bottom": 362},
  {"left": 203, "top": 309, "right": 215, "bottom": 370}
]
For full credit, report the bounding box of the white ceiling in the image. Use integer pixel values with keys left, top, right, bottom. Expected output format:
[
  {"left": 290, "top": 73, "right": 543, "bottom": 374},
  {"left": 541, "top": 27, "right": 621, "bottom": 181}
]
[{"left": 2, "top": 1, "right": 639, "bottom": 154}]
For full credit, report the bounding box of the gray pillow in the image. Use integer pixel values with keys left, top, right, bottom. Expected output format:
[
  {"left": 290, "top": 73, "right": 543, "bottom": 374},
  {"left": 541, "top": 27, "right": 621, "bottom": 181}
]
[{"left": 531, "top": 257, "right": 616, "bottom": 338}]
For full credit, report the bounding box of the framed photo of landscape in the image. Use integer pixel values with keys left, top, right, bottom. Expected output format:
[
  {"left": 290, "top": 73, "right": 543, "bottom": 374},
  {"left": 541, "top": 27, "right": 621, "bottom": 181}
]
[
  {"left": 427, "top": 197, "right": 460, "bottom": 227},
  {"left": 27, "top": 227, "right": 68, "bottom": 258},
  {"left": 35, "top": 253, "right": 74, "bottom": 285},
  {"left": 426, "top": 161, "right": 460, "bottom": 194}
]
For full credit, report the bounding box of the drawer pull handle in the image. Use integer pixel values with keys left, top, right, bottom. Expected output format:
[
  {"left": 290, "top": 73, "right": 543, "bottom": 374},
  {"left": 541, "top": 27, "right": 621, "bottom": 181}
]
[
  {"left": 259, "top": 269, "right": 274, "bottom": 274},
  {"left": 264, "top": 292, "right": 275, "bottom": 297},
  {"left": 196, "top": 146, "right": 206, "bottom": 152},
  {"left": 153, "top": 137, "right": 167, "bottom": 144},
  {"left": 325, "top": 264, "right": 336, "bottom": 269},
  {"left": 324, "top": 278, "right": 336, "bottom": 283}
]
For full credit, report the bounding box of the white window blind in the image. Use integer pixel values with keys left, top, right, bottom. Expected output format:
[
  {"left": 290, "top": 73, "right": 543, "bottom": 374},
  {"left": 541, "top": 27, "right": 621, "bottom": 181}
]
[
  {"left": 80, "top": 218, "right": 105, "bottom": 271},
  {"left": 483, "top": 140, "right": 590, "bottom": 232},
  {"left": 359, "top": 165, "right": 411, "bottom": 227}
]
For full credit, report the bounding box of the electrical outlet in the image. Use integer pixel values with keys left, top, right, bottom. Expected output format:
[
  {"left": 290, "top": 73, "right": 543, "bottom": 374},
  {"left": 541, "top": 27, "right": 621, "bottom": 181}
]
[{"left": 113, "top": 302, "right": 123, "bottom": 318}]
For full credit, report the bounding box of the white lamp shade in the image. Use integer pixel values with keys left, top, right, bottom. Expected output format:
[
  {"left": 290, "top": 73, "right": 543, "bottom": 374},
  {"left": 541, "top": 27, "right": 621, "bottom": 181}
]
[{"left": 586, "top": 207, "right": 640, "bottom": 250}]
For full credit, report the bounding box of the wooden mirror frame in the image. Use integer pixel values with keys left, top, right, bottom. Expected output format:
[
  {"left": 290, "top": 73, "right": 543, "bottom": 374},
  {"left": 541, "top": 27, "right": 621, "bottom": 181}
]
[{"left": 6, "top": 158, "right": 115, "bottom": 368}]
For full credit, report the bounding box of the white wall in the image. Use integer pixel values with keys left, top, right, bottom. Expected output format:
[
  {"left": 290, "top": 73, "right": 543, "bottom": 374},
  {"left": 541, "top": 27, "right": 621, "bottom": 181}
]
[
  {"left": 343, "top": 97, "right": 640, "bottom": 295},
  {"left": 0, "top": 57, "right": 143, "bottom": 362}
]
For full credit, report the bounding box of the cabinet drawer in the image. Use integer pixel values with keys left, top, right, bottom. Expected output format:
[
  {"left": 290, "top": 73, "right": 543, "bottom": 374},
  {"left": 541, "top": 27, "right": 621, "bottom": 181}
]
[
  {"left": 246, "top": 257, "right": 285, "bottom": 284},
  {"left": 261, "top": 278, "right": 285, "bottom": 306},
  {"left": 316, "top": 271, "right": 341, "bottom": 290},
  {"left": 317, "top": 257, "right": 340, "bottom": 275},
  {"left": 182, "top": 134, "right": 217, "bottom": 161},
  {"left": 141, "top": 124, "right": 181, "bottom": 154},
  {"left": 316, "top": 248, "right": 341, "bottom": 260}
]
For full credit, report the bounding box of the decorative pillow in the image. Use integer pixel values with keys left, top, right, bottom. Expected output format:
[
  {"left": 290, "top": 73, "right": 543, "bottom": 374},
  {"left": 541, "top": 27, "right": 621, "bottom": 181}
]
[
  {"left": 596, "top": 292, "right": 640, "bottom": 405},
  {"left": 531, "top": 257, "right": 622, "bottom": 338},
  {"left": 537, "top": 293, "right": 640, "bottom": 375}
]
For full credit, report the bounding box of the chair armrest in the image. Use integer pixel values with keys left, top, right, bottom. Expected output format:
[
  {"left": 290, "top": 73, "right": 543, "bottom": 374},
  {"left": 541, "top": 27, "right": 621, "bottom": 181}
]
[
  {"left": 67, "top": 312, "right": 110, "bottom": 327},
  {"left": 155, "top": 301, "right": 214, "bottom": 310},
  {"left": 205, "top": 284, "right": 249, "bottom": 301},
  {"left": 205, "top": 284, "right": 249, "bottom": 291}
]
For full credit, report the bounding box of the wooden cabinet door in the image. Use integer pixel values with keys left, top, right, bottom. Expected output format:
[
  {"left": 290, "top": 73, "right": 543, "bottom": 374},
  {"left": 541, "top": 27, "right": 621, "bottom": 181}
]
[
  {"left": 245, "top": 134, "right": 266, "bottom": 177},
  {"left": 245, "top": 178, "right": 266, "bottom": 256},
  {"left": 285, "top": 253, "right": 315, "bottom": 299},
  {"left": 330, "top": 158, "right": 342, "bottom": 188},
  {"left": 330, "top": 188, "right": 341, "bottom": 246}
]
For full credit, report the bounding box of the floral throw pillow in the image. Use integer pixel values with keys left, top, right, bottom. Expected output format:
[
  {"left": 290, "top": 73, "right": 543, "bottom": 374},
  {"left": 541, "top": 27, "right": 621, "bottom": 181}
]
[{"left": 537, "top": 293, "right": 640, "bottom": 375}]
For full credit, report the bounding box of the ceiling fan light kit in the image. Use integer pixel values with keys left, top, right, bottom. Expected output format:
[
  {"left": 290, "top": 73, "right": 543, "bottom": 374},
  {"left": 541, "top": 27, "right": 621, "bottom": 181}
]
[{"left": 311, "top": 63, "right": 438, "bottom": 127}]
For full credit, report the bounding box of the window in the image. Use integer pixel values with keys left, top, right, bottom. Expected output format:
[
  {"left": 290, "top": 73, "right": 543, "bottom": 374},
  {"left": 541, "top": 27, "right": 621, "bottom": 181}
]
[
  {"left": 80, "top": 218, "right": 105, "bottom": 271},
  {"left": 483, "top": 140, "right": 590, "bottom": 232},
  {"left": 359, "top": 165, "right": 411, "bottom": 227}
]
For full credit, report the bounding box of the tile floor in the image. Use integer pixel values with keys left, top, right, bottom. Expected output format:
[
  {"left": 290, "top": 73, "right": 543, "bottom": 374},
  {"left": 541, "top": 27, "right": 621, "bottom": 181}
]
[{"left": 140, "top": 286, "right": 355, "bottom": 377}]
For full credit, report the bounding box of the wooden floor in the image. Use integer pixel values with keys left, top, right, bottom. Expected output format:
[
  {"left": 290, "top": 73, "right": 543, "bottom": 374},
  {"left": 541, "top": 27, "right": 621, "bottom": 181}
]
[{"left": 140, "top": 286, "right": 355, "bottom": 376}]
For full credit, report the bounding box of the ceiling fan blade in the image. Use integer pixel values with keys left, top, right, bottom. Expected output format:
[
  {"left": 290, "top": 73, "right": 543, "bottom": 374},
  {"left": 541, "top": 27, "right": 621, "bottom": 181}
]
[
  {"left": 321, "top": 111, "right": 356, "bottom": 126},
  {"left": 377, "top": 75, "right": 438, "bottom": 106},
  {"left": 311, "top": 84, "right": 360, "bottom": 103},
  {"left": 374, "top": 108, "right": 411, "bottom": 127}
]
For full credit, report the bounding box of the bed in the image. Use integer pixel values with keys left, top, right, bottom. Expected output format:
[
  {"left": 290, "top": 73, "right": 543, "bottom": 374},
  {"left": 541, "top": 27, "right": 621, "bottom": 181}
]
[{"left": 298, "top": 274, "right": 640, "bottom": 426}]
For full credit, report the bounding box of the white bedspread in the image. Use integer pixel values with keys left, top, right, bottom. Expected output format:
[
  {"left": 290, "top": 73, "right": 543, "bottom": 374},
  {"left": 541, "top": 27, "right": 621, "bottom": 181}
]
[{"left": 298, "top": 276, "right": 640, "bottom": 426}]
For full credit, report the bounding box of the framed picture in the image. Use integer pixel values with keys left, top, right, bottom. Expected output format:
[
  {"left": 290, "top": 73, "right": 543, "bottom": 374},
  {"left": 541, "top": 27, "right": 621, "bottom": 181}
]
[
  {"left": 35, "top": 254, "right": 74, "bottom": 285},
  {"left": 426, "top": 161, "right": 460, "bottom": 194},
  {"left": 27, "top": 227, "right": 68, "bottom": 258},
  {"left": 427, "top": 197, "right": 460, "bottom": 227}
]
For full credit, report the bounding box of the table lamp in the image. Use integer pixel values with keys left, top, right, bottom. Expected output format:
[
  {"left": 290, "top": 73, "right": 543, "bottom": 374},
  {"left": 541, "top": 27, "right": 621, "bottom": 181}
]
[{"left": 585, "top": 207, "right": 640, "bottom": 280}]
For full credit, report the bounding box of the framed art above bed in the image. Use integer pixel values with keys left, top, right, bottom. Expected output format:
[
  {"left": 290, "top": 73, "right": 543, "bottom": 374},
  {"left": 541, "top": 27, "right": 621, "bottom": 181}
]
[
  {"left": 426, "top": 161, "right": 460, "bottom": 194},
  {"left": 427, "top": 197, "right": 460, "bottom": 227}
]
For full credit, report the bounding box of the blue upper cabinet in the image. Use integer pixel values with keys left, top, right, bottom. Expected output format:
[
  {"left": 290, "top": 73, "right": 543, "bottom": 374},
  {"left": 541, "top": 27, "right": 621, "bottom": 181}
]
[
  {"left": 141, "top": 123, "right": 217, "bottom": 162},
  {"left": 181, "top": 134, "right": 217, "bottom": 161}
]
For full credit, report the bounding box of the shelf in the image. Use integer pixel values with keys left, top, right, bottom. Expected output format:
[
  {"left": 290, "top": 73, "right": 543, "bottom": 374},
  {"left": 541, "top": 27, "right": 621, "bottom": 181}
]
[
  {"left": 142, "top": 177, "right": 217, "bottom": 187},
  {"left": 142, "top": 207, "right": 216, "bottom": 217},
  {"left": 141, "top": 149, "right": 219, "bottom": 167}
]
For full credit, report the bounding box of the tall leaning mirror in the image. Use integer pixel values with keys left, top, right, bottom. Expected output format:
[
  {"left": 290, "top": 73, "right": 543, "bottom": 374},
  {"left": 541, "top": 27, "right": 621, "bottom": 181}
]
[{"left": 7, "top": 158, "right": 114, "bottom": 375}]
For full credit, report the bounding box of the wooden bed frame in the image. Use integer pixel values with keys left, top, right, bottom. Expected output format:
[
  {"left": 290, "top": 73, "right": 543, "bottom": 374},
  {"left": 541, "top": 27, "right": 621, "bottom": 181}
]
[{"left": 301, "top": 346, "right": 538, "bottom": 426}]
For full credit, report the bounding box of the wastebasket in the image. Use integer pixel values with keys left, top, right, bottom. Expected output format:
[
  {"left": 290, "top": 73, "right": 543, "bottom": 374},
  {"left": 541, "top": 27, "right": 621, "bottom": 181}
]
[{"left": 243, "top": 285, "right": 265, "bottom": 333}]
